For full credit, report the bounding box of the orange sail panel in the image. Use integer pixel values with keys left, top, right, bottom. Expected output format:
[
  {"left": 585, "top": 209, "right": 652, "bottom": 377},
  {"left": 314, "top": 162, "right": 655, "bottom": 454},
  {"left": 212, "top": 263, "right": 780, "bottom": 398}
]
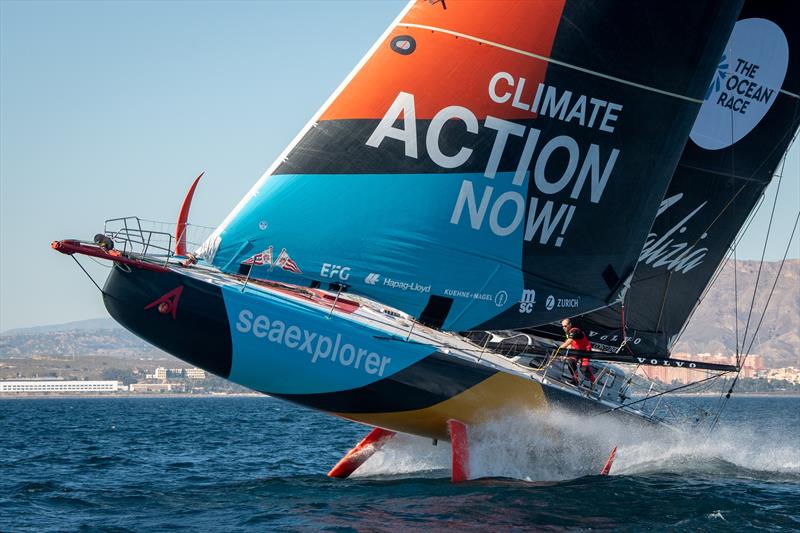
[{"left": 321, "top": 1, "right": 565, "bottom": 121}]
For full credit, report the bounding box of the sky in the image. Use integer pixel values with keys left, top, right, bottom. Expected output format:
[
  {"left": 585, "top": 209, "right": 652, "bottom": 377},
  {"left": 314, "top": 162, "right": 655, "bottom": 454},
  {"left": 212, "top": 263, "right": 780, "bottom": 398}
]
[{"left": 1, "top": 0, "right": 798, "bottom": 332}]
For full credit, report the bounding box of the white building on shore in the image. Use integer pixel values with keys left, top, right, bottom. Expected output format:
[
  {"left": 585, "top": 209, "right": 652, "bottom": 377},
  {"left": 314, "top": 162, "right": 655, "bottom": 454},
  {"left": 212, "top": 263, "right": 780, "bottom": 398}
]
[
  {"left": 184, "top": 368, "right": 206, "bottom": 380},
  {"left": 0, "top": 380, "right": 119, "bottom": 393}
]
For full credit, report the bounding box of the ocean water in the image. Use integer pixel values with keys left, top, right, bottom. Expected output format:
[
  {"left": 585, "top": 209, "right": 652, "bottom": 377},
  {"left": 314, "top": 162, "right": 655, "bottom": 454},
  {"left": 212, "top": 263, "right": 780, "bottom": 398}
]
[{"left": 0, "top": 396, "right": 797, "bottom": 532}]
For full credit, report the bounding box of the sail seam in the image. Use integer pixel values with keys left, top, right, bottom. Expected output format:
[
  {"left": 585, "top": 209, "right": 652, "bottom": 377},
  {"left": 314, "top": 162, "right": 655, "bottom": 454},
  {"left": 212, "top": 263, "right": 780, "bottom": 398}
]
[{"left": 400, "top": 23, "right": 704, "bottom": 104}]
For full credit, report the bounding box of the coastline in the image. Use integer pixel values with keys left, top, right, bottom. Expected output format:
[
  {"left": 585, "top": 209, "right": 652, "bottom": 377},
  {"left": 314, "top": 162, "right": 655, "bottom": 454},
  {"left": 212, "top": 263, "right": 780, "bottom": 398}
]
[
  {"left": 1, "top": 391, "right": 797, "bottom": 400},
  {"left": 0, "top": 392, "right": 266, "bottom": 400}
]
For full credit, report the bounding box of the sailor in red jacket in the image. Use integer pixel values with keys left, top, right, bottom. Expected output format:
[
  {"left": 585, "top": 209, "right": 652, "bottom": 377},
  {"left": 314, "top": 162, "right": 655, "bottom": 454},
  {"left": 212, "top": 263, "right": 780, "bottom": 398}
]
[{"left": 559, "top": 319, "right": 595, "bottom": 386}]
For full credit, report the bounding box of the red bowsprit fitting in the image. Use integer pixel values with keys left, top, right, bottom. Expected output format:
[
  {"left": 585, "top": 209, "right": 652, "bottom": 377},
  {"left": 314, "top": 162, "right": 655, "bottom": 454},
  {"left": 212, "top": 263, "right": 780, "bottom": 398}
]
[
  {"left": 327, "top": 427, "right": 396, "bottom": 479},
  {"left": 175, "top": 172, "right": 204, "bottom": 257},
  {"left": 51, "top": 239, "right": 79, "bottom": 254},
  {"left": 50, "top": 239, "right": 169, "bottom": 273},
  {"left": 447, "top": 419, "right": 470, "bottom": 483},
  {"left": 600, "top": 446, "right": 618, "bottom": 476}
]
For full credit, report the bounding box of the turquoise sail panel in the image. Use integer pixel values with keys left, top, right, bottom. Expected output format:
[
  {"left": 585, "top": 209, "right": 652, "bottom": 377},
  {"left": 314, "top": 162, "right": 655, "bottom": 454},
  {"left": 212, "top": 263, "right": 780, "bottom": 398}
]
[{"left": 214, "top": 172, "right": 527, "bottom": 331}]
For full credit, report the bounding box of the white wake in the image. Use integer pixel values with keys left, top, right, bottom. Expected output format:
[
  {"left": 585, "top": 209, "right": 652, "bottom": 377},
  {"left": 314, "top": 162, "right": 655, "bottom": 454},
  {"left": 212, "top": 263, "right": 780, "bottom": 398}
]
[{"left": 354, "top": 408, "right": 800, "bottom": 482}]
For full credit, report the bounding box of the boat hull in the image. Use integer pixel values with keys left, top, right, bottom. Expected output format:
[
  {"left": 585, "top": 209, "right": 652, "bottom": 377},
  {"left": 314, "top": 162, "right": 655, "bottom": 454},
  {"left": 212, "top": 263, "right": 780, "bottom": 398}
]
[{"left": 103, "top": 264, "right": 617, "bottom": 440}]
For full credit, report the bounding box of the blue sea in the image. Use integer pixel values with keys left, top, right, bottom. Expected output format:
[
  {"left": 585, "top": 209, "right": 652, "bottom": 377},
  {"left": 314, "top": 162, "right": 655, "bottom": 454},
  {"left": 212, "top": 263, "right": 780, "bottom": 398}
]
[{"left": 0, "top": 395, "right": 797, "bottom": 532}]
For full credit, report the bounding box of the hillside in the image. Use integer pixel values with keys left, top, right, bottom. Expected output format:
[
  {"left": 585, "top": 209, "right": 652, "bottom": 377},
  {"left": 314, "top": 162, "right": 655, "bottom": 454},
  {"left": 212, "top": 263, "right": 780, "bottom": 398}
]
[
  {"left": 674, "top": 259, "right": 799, "bottom": 367},
  {"left": 1, "top": 318, "right": 120, "bottom": 336},
  {"left": 0, "top": 320, "right": 166, "bottom": 359}
]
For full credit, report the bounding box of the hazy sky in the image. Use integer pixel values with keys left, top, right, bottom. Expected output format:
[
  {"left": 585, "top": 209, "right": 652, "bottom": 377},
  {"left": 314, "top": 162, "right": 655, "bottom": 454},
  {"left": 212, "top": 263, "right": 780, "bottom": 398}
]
[{"left": 1, "top": 1, "right": 798, "bottom": 331}]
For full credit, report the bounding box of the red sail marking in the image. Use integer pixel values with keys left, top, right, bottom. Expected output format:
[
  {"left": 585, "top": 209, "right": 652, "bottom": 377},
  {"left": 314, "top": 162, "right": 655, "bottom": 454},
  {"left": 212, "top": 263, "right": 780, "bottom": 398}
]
[
  {"left": 143, "top": 286, "right": 184, "bottom": 320},
  {"left": 175, "top": 172, "right": 204, "bottom": 257},
  {"left": 321, "top": 0, "right": 565, "bottom": 121}
]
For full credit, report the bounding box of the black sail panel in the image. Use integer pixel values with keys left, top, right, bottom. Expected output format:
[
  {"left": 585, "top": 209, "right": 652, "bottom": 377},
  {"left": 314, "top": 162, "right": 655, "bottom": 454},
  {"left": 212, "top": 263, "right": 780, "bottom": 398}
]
[{"left": 575, "top": 2, "right": 800, "bottom": 355}]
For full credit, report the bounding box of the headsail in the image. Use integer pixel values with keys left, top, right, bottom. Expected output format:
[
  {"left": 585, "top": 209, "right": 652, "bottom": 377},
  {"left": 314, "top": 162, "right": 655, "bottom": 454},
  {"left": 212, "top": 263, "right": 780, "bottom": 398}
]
[
  {"left": 199, "top": 0, "right": 741, "bottom": 331},
  {"left": 573, "top": 2, "right": 800, "bottom": 356}
]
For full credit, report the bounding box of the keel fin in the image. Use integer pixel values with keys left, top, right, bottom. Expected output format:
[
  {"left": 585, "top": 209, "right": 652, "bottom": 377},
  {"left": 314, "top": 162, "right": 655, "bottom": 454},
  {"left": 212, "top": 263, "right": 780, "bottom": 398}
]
[
  {"left": 447, "top": 419, "right": 470, "bottom": 483},
  {"left": 600, "top": 446, "right": 617, "bottom": 476},
  {"left": 327, "top": 427, "right": 395, "bottom": 479}
]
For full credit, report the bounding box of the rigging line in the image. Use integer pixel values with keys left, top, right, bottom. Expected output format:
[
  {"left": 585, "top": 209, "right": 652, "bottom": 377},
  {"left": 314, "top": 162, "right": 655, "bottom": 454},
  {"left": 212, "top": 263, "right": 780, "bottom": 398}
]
[
  {"left": 734, "top": 244, "right": 740, "bottom": 364},
  {"left": 739, "top": 154, "right": 787, "bottom": 355},
  {"left": 673, "top": 164, "right": 776, "bottom": 183},
  {"left": 676, "top": 104, "right": 798, "bottom": 187},
  {"left": 741, "top": 211, "right": 800, "bottom": 361},
  {"left": 652, "top": 182, "right": 749, "bottom": 345},
  {"left": 709, "top": 211, "right": 799, "bottom": 433},
  {"left": 653, "top": 271, "right": 673, "bottom": 336},
  {"left": 659, "top": 56, "right": 800, "bottom": 354},
  {"left": 138, "top": 218, "right": 216, "bottom": 231},
  {"left": 673, "top": 113, "right": 798, "bottom": 185},
  {"left": 701, "top": 191, "right": 767, "bottom": 304},
  {"left": 690, "top": 131, "right": 796, "bottom": 330},
  {"left": 671, "top": 193, "right": 767, "bottom": 349},
  {"left": 728, "top": 56, "right": 739, "bottom": 366},
  {"left": 399, "top": 23, "right": 704, "bottom": 103},
  {"left": 619, "top": 303, "right": 634, "bottom": 355},
  {"left": 87, "top": 256, "right": 113, "bottom": 269},
  {"left": 598, "top": 372, "right": 731, "bottom": 415},
  {"left": 71, "top": 256, "right": 104, "bottom": 294},
  {"left": 743, "top": 101, "right": 800, "bottom": 179},
  {"left": 706, "top": 373, "right": 732, "bottom": 436}
]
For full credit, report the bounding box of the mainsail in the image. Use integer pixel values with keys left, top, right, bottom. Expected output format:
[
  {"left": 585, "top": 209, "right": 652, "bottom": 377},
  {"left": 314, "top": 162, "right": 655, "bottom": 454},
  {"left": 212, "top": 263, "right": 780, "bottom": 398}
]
[
  {"left": 568, "top": 2, "right": 800, "bottom": 356},
  {"left": 199, "top": 0, "right": 741, "bottom": 332}
]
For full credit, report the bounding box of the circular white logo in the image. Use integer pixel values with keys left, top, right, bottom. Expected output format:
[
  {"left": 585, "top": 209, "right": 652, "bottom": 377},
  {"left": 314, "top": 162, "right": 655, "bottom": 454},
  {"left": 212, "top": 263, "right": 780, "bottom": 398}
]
[
  {"left": 689, "top": 18, "right": 788, "bottom": 151},
  {"left": 545, "top": 295, "right": 555, "bottom": 311},
  {"left": 494, "top": 290, "right": 508, "bottom": 307}
]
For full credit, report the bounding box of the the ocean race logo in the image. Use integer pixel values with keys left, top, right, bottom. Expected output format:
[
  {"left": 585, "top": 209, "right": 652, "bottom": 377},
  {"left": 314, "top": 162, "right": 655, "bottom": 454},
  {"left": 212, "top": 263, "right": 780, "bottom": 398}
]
[
  {"left": 690, "top": 18, "right": 788, "bottom": 150},
  {"left": 704, "top": 54, "right": 729, "bottom": 100},
  {"left": 365, "top": 75, "right": 623, "bottom": 250}
]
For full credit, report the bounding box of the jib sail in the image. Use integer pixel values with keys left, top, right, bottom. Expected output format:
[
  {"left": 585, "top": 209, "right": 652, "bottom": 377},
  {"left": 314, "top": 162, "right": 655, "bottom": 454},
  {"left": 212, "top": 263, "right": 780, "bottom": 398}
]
[
  {"left": 198, "top": 0, "right": 741, "bottom": 332},
  {"left": 572, "top": 2, "right": 800, "bottom": 356}
]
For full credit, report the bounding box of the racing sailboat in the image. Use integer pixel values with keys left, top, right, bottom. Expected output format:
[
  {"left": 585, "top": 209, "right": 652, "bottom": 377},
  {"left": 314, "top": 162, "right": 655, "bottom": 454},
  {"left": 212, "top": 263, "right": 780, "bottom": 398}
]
[{"left": 52, "top": 0, "right": 798, "bottom": 481}]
